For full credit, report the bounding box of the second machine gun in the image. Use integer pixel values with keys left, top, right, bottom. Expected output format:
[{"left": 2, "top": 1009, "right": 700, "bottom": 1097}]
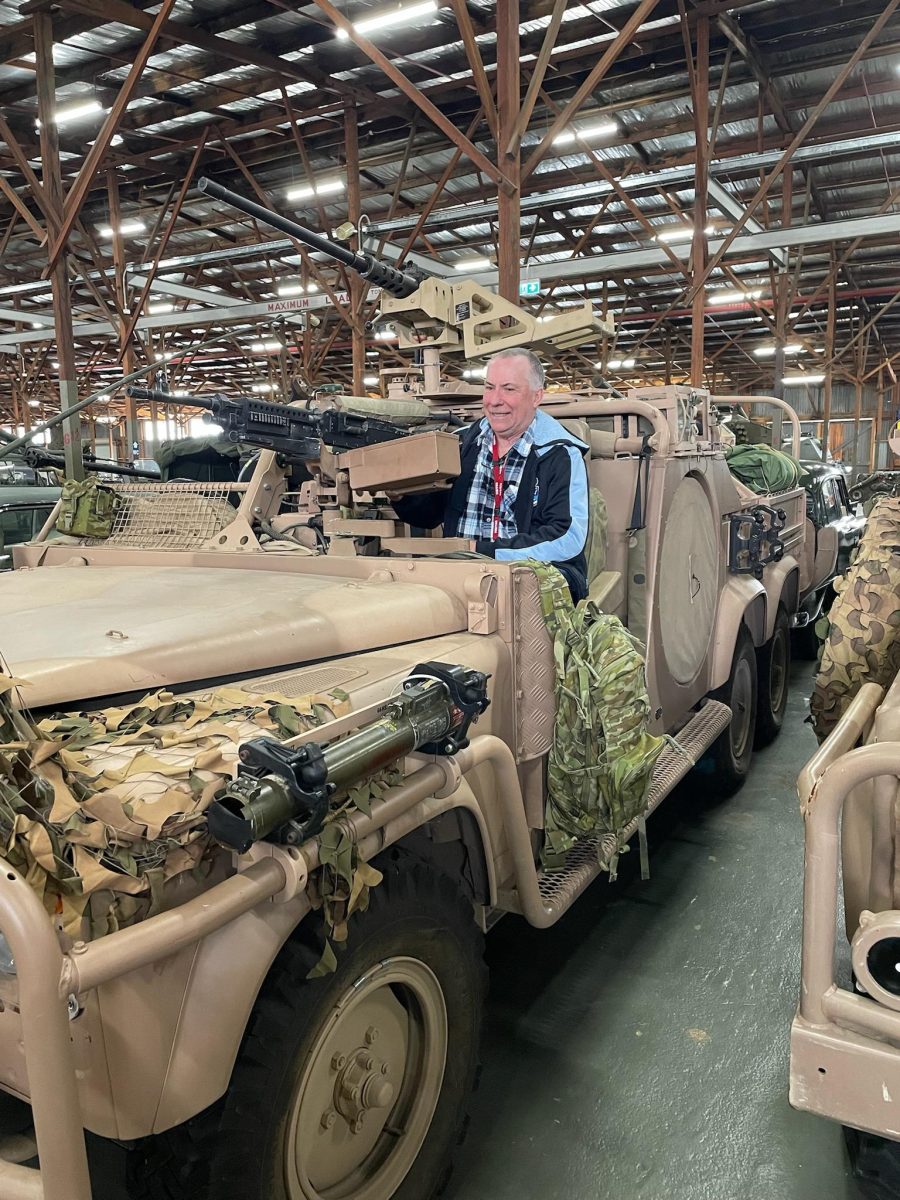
[{"left": 126, "top": 386, "right": 411, "bottom": 463}]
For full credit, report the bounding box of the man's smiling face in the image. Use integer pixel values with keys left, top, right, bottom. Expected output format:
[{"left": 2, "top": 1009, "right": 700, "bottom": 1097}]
[{"left": 482, "top": 355, "right": 543, "bottom": 447}]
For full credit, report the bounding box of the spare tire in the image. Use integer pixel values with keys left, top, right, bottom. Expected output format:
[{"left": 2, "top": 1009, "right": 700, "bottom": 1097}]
[{"left": 811, "top": 497, "right": 900, "bottom": 742}]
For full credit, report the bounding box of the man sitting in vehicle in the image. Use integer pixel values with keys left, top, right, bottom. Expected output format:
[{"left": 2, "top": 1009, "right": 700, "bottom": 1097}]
[{"left": 392, "top": 347, "right": 590, "bottom": 601}]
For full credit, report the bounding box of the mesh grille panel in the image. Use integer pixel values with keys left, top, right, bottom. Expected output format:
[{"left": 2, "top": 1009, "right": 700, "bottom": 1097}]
[
  {"left": 244, "top": 665, "right": 367, "bottom": 697},
  {"left": 91, "top": 482, "right": 247, "bottom": 550}
]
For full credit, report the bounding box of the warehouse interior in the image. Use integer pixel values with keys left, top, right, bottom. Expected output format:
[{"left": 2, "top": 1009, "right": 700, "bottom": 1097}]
[{"left": 0, "top": 2, "right": 898, "bottom": 1200}]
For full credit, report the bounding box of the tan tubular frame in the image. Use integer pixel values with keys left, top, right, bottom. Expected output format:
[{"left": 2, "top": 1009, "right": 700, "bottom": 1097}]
[{"left": 714, "top": 394, "right": 802, "bottom": 459}]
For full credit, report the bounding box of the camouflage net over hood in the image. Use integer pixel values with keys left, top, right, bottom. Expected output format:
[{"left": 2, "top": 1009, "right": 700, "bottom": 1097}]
[
  {"left": 0, "top": 676, "right": 349, "bottom": 939},
  {"left": 811, "top": 496, "right": 900, "bottom": 741}
]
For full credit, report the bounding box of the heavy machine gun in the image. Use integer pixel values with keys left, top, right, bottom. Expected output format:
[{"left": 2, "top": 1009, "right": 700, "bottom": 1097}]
[
  {"left": 126, "top": 385, "right": 410, "bottom": 463},
  {"left": 19, "top": 445, "right": 160, "bottom": 480},
  {"left": 196, "top": 177, "right": 613, "bottom": 359}
]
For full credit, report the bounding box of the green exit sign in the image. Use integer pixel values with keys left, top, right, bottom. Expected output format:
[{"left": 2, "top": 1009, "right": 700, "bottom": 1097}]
[{"left": 519, "top": 279, "right": 541, "bottom": 296}]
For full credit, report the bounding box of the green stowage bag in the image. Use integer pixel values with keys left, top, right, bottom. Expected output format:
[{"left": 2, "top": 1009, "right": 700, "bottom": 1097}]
[{"left": 57, "top": 476, "right": 121, "bottom": 538}]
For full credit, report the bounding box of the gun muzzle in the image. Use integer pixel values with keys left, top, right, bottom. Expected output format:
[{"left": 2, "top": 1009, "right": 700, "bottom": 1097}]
[{"left": 197, "top": 176, "right": 421, "bottom": 299}]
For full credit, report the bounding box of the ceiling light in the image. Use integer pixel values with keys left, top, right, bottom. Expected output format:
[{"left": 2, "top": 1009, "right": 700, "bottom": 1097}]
[
  {"left": 51, "top": 360, "right": 60, "bottom": 368},
  {"left": 708, "top": 288, "right": 763, "bottom": 305},
  {"left": 363, "top": 375, "right": 379, "bottom": 386},
  {"left": 88, "top": 133, "right": 123, "bottom": 148},
  {"left": 37, "top": 98, "right": 103, "bottom": 128},
  {"left": 552, "top": 120, "right": 618, "bottom": 146},
  {"left": 607, "top": 358, "right": 636, "bottom": 370},
  {"left": 286, "top": 179, "right": 344, "bottom": 201},
  {"left": 307, "top": 283, "right": 319, "bottom": 293},
  {"left": 148, "top": 302, "right": 174, "bottom": 315},
  {"left": 251, "top": 383, "right": 277, "bottom": 393},
  {"left": 654, "top": 224, "right": 716, "bottom": 243},
  {"left": 782, "top": 374, "right": 825, "bottom": 385},
  {"left": 454, "top": 257, "right": 491, "bottom": 271},
  {"left": 463, "top": 367, "right": 487, "bottom": 379},
  {"left": 27, "top": 400, "right": 39, "bottom": 407},
  {"left": 252, "top": 341, "right": 282, "bottom": 352},
  {"left": 98, "top": 219, "right": 146, "bottom": 238},
  {"left": 375, "top": 328, "right": 396, "bottom": 340},
  {"left": 754, "top": 343, "right": 804, "bottom": 357},
  {"left": 366, "top": 350, "right": 379, "bottom": 357},
  {"left": 336, "top": 0, "right": 437, "bottom": 39},
  {"left": 96, "top": 414, "right": 118, "bottom": 424},
  {"left": 277, "top": 282, "right": 305, "bottom": 297}
]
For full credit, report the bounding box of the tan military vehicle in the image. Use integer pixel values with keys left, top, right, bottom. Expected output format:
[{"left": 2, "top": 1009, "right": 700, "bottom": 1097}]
[
  {"left": 791, "top": 497, "right": 900, "bottom": 1196},
  {"left": 0, "top": 185, "right": 813, "bottom": 1200}
]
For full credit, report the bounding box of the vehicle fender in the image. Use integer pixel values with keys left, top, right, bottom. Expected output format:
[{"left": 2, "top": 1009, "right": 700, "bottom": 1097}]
[
  {"left": 763, "top": 557, "right": 800, "bottom": 638},
  {"left": 711, "top": 575, "right": 767, "bottom": 690},
  {"left": 152, "top": 783, "right": 495, "bottom": 1134}
]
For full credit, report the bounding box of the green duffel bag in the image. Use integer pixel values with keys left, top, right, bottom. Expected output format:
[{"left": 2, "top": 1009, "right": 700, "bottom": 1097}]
[{"left": 57, "top": 476, "right": 122, "bottom": 538}]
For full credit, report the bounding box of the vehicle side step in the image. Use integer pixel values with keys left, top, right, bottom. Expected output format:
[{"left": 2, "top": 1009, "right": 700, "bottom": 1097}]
[{"left": 535, "top": 700, "right": 732, "bottom": 913}]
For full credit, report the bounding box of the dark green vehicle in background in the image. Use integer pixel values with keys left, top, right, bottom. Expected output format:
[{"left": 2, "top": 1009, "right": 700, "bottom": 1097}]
[{"left": 0, "top": 486, "right": 61, "bottom": 570}]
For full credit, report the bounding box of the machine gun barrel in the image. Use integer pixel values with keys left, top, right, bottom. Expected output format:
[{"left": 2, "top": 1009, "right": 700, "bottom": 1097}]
[
  {"left": 196, "top": 176, "right": 421, "bottom": 299},
  {"left": 127, "top": 386, "right": 214, "bottom": 411},
  {"left": 20, "top": 445, "right": 160, "bottom": 480}
]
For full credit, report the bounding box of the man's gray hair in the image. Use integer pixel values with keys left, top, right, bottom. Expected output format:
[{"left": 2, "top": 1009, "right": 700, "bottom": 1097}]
[{"left": 488, "top": 347, "right": 545, "bottom": 390}]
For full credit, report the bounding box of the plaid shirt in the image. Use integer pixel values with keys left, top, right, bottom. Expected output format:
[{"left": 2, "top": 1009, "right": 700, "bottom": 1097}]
[{"left": 456, "top": 418, "right": 535, "bottom": 541}]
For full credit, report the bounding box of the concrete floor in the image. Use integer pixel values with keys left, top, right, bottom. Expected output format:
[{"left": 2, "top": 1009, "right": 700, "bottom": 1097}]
[{"left": 73, "top": 660, "right": 861, "bottom": 1198}]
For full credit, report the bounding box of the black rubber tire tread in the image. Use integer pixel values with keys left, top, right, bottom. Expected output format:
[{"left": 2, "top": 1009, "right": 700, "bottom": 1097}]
[
  {"left": 844, "top": 1125, "right": 900, "bottom": 1200},
  {"left": 126, "top": 850, "right": 486, "bottom": 1200},
  {"left": 705, "top": 624, "right": 757, "bottom": 799},
  {"left": 755, "top": 605, "right": 791, "bottom": 749}
]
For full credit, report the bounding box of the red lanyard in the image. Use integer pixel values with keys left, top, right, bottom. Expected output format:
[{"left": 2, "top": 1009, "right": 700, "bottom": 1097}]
[{"left": 491, "top": 435, "right": 505, "bottom": 542}]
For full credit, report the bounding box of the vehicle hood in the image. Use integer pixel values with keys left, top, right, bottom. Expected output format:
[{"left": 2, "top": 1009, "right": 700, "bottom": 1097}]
[{"left": 0, "top": 564, "right": 468, "bottom": 709}]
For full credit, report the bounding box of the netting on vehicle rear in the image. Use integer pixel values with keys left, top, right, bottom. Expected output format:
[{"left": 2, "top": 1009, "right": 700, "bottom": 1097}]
[{"left": 87, "top": 482, "right": 248, "bottom": 550}]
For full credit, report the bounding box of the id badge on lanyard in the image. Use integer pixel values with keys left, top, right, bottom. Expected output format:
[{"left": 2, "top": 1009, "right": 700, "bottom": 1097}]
[{"left": 491, "top": 436, "right": 504, "bottom": 542}]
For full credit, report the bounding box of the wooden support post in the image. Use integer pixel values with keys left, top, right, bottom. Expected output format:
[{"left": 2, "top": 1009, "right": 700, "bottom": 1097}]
[
  {"left": 854, "top": 376, "right": 863, "bottom": 470},
  {"left": 497, "top": 0, "right": 521, "bottom": 304},
  {"left": 34, "top": 11, "right": 84, "bottom": 480},
  {"left": 690, "top": 13, "right": 709, "bottom": 386},
  {"left": 344, "top": 102, "right": 365, "bottom": 396},
  {"left": 823, "top": 274, "right": 835, "bottom": 456},
  {"left": 107, "top": 171, "right": 139, "bottom": 458}
]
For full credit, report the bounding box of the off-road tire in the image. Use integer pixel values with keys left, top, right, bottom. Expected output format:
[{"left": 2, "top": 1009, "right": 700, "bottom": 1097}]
[
  {"left": 844, "top": 1125, "right": 900, "bottom": 1200},
  {"left": 755, "top": 605, "right": 790, "bottom": 748},
  {"left": 126, "top": 851, "right": 486, "bottom": 1200},
  {"left": 704, "top": 625, "right": 757, "bottom": 798}
]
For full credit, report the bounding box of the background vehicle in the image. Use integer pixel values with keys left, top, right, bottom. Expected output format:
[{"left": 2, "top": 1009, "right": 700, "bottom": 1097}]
[
  {"left": 0, "top": 187, "right": 812, "bottom": 1200},
  {"left": 0, "top": 486, "right": 60, "bottom": 569}
]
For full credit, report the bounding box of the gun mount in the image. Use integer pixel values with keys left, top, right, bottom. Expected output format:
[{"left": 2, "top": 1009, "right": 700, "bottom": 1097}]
[{"left": 195, "top": 177, "right": 614, "bottom": 361}]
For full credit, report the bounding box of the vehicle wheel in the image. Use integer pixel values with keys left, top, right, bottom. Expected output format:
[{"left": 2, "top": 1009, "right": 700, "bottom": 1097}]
[
  {"left": 704, "top": 625, "right": 757, "bottom": 798},
  {"left": 755, "top": 605, "right": 791, "bottom": 748},
  {"left": 127, "top": 852, "right": 485, "bottom": 1200},
  {"left": 844, "top": 1125, "right": 900, "bottom": 1200}
]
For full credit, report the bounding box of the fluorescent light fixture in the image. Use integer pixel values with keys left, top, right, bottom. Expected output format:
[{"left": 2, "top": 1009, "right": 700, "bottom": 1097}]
[
  {"left": 336, "top": 0, "right": 437, "bottom": 39},
  {"left": 553, "top": 120, "right": 617, "bottom": 146},
  {"left": 51, "top": 360, "right": 60, "bottom": 368},
  {"left": 27, "top": 400, "right": 40, "bottom": 407},
  {"left": 285, "top": 178, "right": 344, "bottom": 201},
  {"left": 454, "top": 257, "right": 491, "bottom": 271},
  {"left": 172, "top": 390, "right": 190, "bottom": 399},
  {"left": 251, "top": 382, "right": 276, "bottom": 393},
  {"left": 708, "top": 288, "right": 763, "bottom": 305},
  {"left": 308, "top": 283, "right": 319, "bottom": 293},
  {"left": 782, "top": 374, "right": 825, "bottom": 385},
  {"left": 31, "top": 322, "right": 42, "bottom": 329},
  {"left": 98, "top": 219, "right": 146, "bottom": 238},
  {"left": 363, "top": 375, "right": 379, "bottom": 386},
  {"left": 375, "top": 328, "right": 397, "bottom": 340},
  {"left": 654, "top": 224, "right": 716, "bottom": 243},
  {"left": 754, "top": 343, "right": 804, "bottom": 357},
  {"left": 277, "top": 282, "right": 304, "bottom": 296},
  {"left": 37, "top": 98, "right": 103, "bottom": 127},
  {"left": 607, "top": 358, "right": 636, "bottom": 369},
  {"left": 251, "top": 341, "right": 282, "bottom": 352},
  {"left": 463, "top": 367, "right": 487, "bottom": 379},
  {"left": 96, "top": 414, "right": 118, "bottom": 424},
  {"left": 148, "top": 302, "right": 174, "bottom": 315},
  {"left": 88, "top": 133, "right": 123, "bottom": 148},
  {"left": 366, "top": 350, "right": 379, "bottom": 357}
]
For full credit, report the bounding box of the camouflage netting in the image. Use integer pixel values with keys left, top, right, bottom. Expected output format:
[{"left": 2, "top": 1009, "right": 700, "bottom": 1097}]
[
  {"left": 811, "top": 496, "right": 900, "bottom": 742},
  {"left": 0, "top": 675, "right": 350, "bottom": 940},
  {"left": 530, "top": 563, "right": 666, "bottom": 870}
]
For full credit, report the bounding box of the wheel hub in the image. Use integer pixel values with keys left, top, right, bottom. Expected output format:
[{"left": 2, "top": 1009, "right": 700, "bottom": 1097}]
[{"left": 330, "top": 1037, "right": 395, "bottom": 1133}]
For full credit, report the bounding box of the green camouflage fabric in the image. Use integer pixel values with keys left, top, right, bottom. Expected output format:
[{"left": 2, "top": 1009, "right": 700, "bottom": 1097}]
[
  {"left": 725, "top": 444, "right": 802, "bottom": 494},
  {"left": 56, "top": 476, "right": 121, "bottom": 538},
  {"left": 0, "top": 677, "right": 349, "bottom": 938},
  {"left": 529, "top": 562, "right": 665, "bottom": 870},
  {"left": 811, "top": 496, "right": 900, "bottom": 742},
  {"left": 585, "top": 487, "right": 608, "bottom": 584}
]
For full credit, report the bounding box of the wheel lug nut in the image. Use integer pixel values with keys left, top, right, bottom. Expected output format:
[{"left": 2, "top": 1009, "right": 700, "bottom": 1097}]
[
  {"left": 321, "top": 1110, "right": 336, "bottom": 1130},
  {"left": 331, "top": 1053, "right": 346, "bottom": 1070},
  {"left": 365, "top": 1026, "right": 378, "bottom": 1044},
  {"left": 380, "top": 1064, "right": 389, "bottom": 1076},
  {"left": 351, "top": 1116, "right": 365, "bottom": 1134},
  {"left": 365, "top": 1055, "right": 376, "bottom": 1070},
  {"left": 349, "top": 1085, "right": 361, "bottom": 1102}
]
